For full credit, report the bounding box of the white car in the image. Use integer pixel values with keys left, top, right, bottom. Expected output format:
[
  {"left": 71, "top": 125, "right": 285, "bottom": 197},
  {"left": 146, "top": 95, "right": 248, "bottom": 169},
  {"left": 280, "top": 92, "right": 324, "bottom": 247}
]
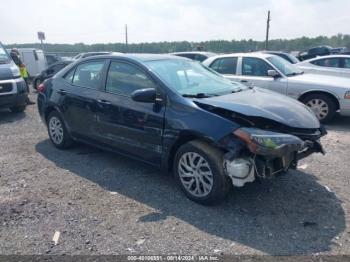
[
  {"left": 296, "top": 55, "right": 350, "bottom": 78},
  {"left": 203, "top": 53, "right": 350, "bottom": 122}
]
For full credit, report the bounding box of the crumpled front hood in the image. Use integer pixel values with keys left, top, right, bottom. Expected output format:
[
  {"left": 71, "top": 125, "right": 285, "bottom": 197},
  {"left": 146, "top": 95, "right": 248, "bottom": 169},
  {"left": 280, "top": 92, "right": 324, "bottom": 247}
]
[
  {"left": 289, "top": 73, "right": 350, "bottom": 89},
  {"left": 194, "top": 88, "right": 320, "bottom": 129}
]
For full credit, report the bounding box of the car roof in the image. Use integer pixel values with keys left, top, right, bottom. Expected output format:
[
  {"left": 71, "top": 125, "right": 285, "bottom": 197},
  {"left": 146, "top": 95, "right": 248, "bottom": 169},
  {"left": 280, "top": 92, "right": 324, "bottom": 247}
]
[
  {"left": 308, "top": 54, "right": 350, "bottom": 61},
  {"left": 81, "top": 53, "right": 188, "bottom": 62},
  {"left": 262, "top": 51, "right": 289, "bottom": 55},
  {"left": 210, "top": 52, "right": 274, "bottom": 59},
  {"left": 171, "top": 51, "right": 216, "bottom": 56}
]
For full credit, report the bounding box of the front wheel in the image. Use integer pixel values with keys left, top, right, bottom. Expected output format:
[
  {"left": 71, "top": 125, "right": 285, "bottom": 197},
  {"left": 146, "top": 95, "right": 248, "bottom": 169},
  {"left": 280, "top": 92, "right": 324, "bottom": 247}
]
[
  {"left": 47, "top": 111, "right": 74, "bottom": 149},
  {"left": 174, "top": 140, "right": 231, "bottom": 205},
  {"left": 301, "top": 94, "right": 336, "bottom": 123}
]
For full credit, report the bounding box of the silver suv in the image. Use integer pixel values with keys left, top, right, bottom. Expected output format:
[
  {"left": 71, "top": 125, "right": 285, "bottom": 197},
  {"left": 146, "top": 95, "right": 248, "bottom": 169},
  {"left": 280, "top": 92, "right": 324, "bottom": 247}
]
[{"left": 0, "top": 43, "right": 28, "bottom": 113}]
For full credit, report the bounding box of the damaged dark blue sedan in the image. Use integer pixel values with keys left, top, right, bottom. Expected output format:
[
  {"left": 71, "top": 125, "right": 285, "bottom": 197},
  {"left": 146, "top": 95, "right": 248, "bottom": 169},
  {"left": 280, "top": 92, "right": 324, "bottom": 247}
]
[{"left": 37, "top": 54, "right": 326, "bottom": 205}]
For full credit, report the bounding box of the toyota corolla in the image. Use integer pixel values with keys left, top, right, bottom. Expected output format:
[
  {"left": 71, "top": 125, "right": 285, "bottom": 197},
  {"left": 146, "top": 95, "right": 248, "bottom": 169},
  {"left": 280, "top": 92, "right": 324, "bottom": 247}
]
[{"left": 37, "top": 54, "right": 327, "bottom": 205}]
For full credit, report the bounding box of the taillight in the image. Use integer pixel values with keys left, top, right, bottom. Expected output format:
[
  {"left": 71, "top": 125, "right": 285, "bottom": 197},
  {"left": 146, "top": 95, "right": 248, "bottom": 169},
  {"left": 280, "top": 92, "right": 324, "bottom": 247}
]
[{"left": 37, "top": 83, "right": 45, "bottom": 93}]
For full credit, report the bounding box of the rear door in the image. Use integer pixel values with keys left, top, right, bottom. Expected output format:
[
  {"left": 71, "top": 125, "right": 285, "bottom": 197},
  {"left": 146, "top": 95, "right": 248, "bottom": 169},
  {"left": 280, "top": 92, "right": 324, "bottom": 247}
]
[
  {"left": 96, "top": 60, "right": 166, "bottom": 164},
  {"left": 57, "top": 59, "right": 108, "bottom": 142},
  {"left": 236, "top": 57, "right": 288, "bottom": 94}
]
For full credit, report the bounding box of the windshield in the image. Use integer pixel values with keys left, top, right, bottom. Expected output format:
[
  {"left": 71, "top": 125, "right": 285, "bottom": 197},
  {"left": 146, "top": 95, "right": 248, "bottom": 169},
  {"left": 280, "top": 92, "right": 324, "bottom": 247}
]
[
  {"left": 0, "top": 44, "right": 10, "bottom": 63},
  {"left": 267, "top": 56, "right": 303, "bottom": 76},
  {"left": 146, "top": 59, "right": 244, "bottom": 97}
]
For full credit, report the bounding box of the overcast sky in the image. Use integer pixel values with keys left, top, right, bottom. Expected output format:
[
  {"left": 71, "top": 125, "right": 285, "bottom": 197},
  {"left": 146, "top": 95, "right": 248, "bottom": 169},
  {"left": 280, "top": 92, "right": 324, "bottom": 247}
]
[{"left": 1, "top": 0, "right": 349, "bottom": 44}]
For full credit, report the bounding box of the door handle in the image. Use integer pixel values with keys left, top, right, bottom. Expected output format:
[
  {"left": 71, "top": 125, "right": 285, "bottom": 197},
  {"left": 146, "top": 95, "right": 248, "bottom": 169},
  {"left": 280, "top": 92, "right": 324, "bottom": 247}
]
[
  {"left": 240, "top": 80, "right": 248, "bottom": 83},
  {"left": 97, "top": 99, "right": 111, "bottom": 105},
  {"left": 57, "top": 89, "right": 67, "bottom": 95}
]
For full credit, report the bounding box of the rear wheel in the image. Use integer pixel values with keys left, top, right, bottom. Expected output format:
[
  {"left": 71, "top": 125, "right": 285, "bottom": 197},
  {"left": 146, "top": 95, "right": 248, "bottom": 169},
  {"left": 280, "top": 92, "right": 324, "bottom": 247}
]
[
  {"left": 174, "top": 140, "right": 231, "bottom": 205},
  {"left": 47, "top": 111, "right": 74, "bottom": 149},
  {"left": 10, "top": 105, "right": 26, "bottom": 113},
  {"left": 301, "top": 94, "right": 336, "bottom": 123}
]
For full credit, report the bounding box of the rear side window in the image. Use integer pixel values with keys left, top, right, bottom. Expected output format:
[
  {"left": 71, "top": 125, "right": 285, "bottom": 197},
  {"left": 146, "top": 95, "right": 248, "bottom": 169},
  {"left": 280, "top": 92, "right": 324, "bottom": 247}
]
[
  {"left": 72, "top": 61, "right": 105, "bottom": 89},
  {"left": 311, "top": 58, "right": 340, "bottom": 68},
  {"left": 106, "top": 61, "right": 156, "bottom": 96},
  {"left": 209, "top": 57, "right": 237, "bottom": 74},
  {"left": 242, "top": 57, "right": 273, "bottom": 76}
]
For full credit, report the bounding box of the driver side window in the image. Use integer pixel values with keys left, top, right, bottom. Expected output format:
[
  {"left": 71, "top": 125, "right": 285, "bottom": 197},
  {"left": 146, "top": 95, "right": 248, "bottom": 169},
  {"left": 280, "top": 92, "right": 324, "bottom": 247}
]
[
  {"left": 106, "top": 61, "right": 157, "bottom": 96},
  {"left": 242, "top": 57, "right": 273, "bottom": 77}
]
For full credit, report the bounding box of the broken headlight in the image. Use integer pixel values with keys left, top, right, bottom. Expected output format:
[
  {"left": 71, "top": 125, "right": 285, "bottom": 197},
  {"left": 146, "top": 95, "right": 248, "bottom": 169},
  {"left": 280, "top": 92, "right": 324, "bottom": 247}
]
[{"left": 233, "top": 127, "right": 305, "bottom": 156}]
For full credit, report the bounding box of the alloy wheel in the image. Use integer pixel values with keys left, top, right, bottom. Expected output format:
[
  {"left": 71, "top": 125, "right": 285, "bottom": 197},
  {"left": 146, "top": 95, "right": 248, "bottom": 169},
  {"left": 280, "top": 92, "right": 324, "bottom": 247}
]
[
  {"left": 178, "top": 152, "right": 214, "bottom": 197},
  {"left": 49, "top": 116, "right": 64, "bottom": 145}
]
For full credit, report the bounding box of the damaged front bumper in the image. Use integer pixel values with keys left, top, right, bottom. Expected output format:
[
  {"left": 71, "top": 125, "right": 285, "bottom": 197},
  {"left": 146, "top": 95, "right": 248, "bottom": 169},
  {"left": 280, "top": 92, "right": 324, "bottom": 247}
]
[{"left": 221, "top": 127, "right": 326, "bottom": 187}]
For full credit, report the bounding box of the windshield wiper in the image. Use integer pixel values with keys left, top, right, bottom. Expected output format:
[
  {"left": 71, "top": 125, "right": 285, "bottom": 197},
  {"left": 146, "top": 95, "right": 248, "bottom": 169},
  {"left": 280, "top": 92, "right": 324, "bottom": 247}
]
[
  {"left": 286, "top": 71, "right": 304, "bottom": 77},
  {"left": 182, "top": 93, "right": 216, "bottom": 98}
]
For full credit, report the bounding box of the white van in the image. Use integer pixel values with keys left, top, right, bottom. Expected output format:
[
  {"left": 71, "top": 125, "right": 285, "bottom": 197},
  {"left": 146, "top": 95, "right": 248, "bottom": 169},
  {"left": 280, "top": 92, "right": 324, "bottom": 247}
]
[{"left": 8, "top": 48, "right": 47, "bottom": 77}]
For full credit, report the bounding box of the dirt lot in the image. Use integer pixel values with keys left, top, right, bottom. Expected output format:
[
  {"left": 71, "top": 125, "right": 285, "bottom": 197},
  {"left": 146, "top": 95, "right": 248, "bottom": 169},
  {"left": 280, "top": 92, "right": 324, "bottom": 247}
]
[{"left": 1, "top": 92, "right": 350, "bottom": 256}]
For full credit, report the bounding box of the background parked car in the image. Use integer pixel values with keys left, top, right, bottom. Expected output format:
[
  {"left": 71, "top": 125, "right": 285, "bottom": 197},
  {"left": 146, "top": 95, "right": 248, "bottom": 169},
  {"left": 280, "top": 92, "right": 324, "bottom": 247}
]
[
  {"left": 45, "top": 54, "right": 62, "bottom": 66},
  {"left": 297, "top": 45, "right": 333, "bottom": 61},
  {"left": 330, "top": 47, "right": 350, "bottom": 54},
  {"left": 37, "top": 54, "right": 326, "bottom": 205},
  {"left": 7, "top": 48, "right": 47, "bottom": 77},
  {"left": 33, "top": 60, "right": 72, "bottom": 89},
  {"left": 0, "top": 42, "right": 28, "bottom": 113},
  {"left": 296, "top": 55, "right": 350, "bottom": 78},
  {"left": 170, "top": 51, "right": 217, "bottom": 62},
  {"left": 261, "top": 51, "right": 300, "bottom": 64},
  {"left": 203, "top": 53, "right": 350, "bottom": 122}
]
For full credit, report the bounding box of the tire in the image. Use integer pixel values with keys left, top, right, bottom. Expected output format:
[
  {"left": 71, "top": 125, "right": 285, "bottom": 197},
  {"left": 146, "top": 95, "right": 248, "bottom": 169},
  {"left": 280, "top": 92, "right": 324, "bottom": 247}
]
[
  {"left": 301, "top": 94, "right": 337, "bottom": 123},
  {"left": 47, "top": 111, "right": 74, "bottom": 149},
  {"left": 10, "top": 105, "right": 26, "bottom": 113},
  {"left": 173, "top": 140, "right": 231, "bottom": 205}
]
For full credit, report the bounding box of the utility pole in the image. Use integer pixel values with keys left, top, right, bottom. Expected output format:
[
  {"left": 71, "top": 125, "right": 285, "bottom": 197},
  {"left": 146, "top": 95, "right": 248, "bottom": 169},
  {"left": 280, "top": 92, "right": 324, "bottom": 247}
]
[
  {"left": 125, "top": 24, "right": 128, "bottom": 53},
  {"left": 265, "top": 10, "right": 271, "bottom": 50},
  {"left": 37, "top": 31, "right": 46, "bottom": 51}
]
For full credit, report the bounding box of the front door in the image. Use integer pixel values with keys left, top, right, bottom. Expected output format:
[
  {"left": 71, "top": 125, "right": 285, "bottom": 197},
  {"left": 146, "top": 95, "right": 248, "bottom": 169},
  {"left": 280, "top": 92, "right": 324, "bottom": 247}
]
[
  {"left": 96, "top": 60, "right": 165, "bottom": 164},
  {"left": 235, "top": 57, "right": 288, "bottom": 94}
]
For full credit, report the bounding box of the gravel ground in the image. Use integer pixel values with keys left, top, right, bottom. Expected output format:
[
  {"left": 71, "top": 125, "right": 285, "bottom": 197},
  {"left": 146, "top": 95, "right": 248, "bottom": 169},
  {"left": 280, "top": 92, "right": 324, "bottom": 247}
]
[{"left": 1, "top": 92, "right": 350, "bottom": 256}]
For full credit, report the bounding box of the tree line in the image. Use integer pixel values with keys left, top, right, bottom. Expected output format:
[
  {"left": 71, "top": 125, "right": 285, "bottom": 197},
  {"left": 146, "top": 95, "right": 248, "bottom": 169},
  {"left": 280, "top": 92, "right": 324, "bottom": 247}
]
[{"left": 6, "top": 34, "right": 350, "bottom": 54}]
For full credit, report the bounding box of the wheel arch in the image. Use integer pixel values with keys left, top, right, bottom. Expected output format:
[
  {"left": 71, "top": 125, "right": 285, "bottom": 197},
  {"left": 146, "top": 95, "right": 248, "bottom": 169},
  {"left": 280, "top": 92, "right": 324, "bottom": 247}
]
[
  {"left": 44, "top": 106, "right": 58, "bottom": 123},
  {"left": 298, "top": 90, "right": 340, "bottom": 111},
  {"left": 166, "top": 131, "right": 217, "bottom": 172},
  {"left": 43, "top": 106, "right": 71, "bottom": 132}
]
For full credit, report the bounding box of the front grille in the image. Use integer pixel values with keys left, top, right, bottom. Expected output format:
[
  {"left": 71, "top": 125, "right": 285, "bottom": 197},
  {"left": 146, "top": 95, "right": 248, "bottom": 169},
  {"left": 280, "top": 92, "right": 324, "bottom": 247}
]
[{"left": 0, "top": 83, "right": 13, "bottom": 93}]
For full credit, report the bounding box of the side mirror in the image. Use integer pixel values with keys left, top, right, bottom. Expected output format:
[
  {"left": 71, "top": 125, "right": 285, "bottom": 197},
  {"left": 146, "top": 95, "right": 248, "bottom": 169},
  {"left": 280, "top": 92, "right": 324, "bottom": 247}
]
[
  {"left": 267, "top": 70, "right": 279, "bottom": 78},
  {"left": 131, "top": 88, "right": 156, "bottom": 103}
]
